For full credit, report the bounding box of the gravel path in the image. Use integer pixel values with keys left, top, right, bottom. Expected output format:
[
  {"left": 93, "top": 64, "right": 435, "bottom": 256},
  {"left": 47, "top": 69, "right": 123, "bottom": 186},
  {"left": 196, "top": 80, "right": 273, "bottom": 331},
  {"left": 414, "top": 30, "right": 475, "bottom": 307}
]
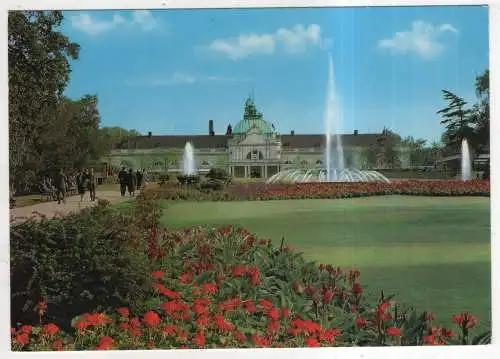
[{"left": 10, "top": 190, "right": 133, "bottom": 224}]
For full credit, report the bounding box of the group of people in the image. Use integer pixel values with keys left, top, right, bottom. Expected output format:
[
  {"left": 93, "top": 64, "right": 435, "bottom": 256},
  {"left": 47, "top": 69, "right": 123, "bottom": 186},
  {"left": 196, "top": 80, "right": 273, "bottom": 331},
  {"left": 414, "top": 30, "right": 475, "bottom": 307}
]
[
  {"left": 117, "top": 168, "right": 144, "bottom": 197},
  {"left": 52, "top": 168, "right": 98, "bottom": 204}
]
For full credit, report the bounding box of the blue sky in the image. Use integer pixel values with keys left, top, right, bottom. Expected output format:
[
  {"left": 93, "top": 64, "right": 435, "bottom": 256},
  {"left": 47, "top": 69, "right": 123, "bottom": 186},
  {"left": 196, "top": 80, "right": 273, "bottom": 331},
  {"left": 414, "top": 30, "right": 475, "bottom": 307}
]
[{"left": 61, "top": 6, "right": 489, "bottom": 143}]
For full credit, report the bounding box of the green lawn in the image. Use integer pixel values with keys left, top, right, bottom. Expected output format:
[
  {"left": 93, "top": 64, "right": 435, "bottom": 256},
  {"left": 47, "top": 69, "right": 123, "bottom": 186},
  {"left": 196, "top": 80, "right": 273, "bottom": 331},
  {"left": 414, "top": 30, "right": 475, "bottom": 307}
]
[{"left": 160, "top": 196, "right": 491, "bottom": 331}]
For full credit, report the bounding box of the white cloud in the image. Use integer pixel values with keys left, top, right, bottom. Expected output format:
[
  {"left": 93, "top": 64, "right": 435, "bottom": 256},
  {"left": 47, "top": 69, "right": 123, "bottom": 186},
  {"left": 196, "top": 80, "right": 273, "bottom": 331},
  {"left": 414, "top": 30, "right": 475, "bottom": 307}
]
[
  {"left": 128, "top": 73, "right": 253, "bottom": 87},
  {"left": 71, "top": 13, "right": 125, "bottom": 35},
  {"left": 71, "top": 10, "right": 160, "bottom": 36},
  {"left": 208, "top": 24, "right": 328, "bottom": 59},
  {"left": 378, "top": 21, "right": 458, "bottom": 59},
  {"left": 131, "top": 10, "right": 158, "bottom": 32}
]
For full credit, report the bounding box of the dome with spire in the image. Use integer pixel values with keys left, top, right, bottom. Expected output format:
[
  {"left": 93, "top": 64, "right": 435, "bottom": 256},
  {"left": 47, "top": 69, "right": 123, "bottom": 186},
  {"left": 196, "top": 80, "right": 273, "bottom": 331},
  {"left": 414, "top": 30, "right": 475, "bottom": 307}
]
[{"left": 232, "top": 95, "right": 275, "bottom": 135}]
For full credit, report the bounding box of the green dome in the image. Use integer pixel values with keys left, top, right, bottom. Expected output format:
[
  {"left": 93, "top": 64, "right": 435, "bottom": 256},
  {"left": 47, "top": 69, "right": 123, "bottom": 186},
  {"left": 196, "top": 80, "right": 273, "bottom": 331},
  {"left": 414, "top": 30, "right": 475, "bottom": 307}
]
[{"left": 233, "top": 97, "right": 275, "bottom": 135}]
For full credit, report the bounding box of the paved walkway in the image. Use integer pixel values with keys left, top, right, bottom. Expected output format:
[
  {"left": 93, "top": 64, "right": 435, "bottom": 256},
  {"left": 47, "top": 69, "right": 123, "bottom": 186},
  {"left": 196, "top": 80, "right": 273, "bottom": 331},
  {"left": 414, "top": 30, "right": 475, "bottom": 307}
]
[{"left": 10, "top": 190, "right": 133, "bottom": 224}]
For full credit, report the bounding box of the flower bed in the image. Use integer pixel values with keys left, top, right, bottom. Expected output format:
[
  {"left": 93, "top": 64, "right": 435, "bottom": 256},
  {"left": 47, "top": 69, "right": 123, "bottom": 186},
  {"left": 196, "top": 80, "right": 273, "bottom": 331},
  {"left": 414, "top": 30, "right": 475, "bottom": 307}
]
[
  {"left": 146, "top": 180, "right": 489, "bottom": 202},
  {"left": 11, "top": 226, "right": 490, "bottom": 351}
]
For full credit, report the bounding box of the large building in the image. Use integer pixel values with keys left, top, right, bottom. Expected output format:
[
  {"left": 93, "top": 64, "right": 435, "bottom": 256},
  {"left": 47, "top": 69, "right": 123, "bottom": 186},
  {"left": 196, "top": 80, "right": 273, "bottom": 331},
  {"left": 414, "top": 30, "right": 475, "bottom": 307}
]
[{"left": 104, "top": 97, "right": 399, "bottom": 179}]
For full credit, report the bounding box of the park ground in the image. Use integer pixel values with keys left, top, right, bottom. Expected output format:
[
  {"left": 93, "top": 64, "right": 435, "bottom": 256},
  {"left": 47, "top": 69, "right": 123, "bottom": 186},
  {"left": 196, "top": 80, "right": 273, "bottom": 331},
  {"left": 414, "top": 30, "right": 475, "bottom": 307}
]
[{"left": 160, "top": 195, "right": 491, "bottom": 330}]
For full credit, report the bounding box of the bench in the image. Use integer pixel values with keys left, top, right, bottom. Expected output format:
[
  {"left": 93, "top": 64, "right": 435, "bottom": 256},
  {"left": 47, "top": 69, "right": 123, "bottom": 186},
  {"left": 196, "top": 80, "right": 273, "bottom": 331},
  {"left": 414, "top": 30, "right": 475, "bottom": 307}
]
[{"left": 39, "top": 185, "right": 56, "bottom": 202}]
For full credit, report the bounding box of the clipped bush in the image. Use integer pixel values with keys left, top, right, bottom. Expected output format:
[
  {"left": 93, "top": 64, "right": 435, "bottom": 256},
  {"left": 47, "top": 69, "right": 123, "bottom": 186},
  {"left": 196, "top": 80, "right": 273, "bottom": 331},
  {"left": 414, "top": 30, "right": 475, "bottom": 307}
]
[
  {"left": 206, "top": 168, "right": 231, "bottom": 183},
  {"left": 10, "top": 200, "right": 155, "bottom": 330}
]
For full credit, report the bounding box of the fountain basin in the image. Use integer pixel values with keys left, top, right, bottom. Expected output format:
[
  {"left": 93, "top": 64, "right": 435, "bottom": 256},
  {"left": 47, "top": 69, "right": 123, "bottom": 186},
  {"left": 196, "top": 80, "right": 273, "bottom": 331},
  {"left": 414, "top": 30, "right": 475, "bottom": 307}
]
[{"left": 266, "top": 168, "right": 391, "bottom": 184}]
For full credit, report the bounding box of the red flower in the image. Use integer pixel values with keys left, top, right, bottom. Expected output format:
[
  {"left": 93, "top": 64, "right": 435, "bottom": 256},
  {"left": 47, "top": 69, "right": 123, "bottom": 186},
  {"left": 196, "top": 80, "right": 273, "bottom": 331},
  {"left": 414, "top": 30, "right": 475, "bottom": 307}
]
[
  {"left": 355, "top": 316, "right": 367, "bottom": 329},
  {"left": 426, "top": 312, "right": 435, "bottom": 321},
  {"left": 147, "top": 341, "right": 156, "bottom": 349},
  {"left": 319, "top": 328, "right": 342, "bottom": 344},
  {"left": 250, "top": 333, "right": 270, "bottom": 347},
  {"left": 52, "top": 340, "right": 63, "bottom": 351},
  {"left": 305, "top": 337, "right": 320, "bottom": 347},
  {"left": 163, "top": 324, "right": 178, "bottom": 336},
  {"left": 119, "top": 322, "right": 129, "bottom": 331},
  {"left": 143, "top": 311, "right": 161, "bottom": 328},
  {"left": 42, "top": 323, "right": 59, "bottom": 336},
  {"left": 162, "top": 288, "right": 182, "bottom": 300},
  {"left": 117, "top": 307, "right": 129, "bottom": 318},
  {"left": 193, "top": 330, "right": 206, "bottom": 347},
  {"left": 96, "top": 336, "right": 114, "bottom": 350},
  {"left": 202, "top": 282, "right": 218, "bottom": 295},
  {"left": 180, "top": 272, "right": 193, "bottom": 284},
  {"left": 218, "top": 298, "right": 242, "bottom": 312},
  {"left": 351, "top": 283, "right": 363, "bottom": 295},
  {"left": 244, "top": 300, "right": 258, "bottom": 313},
  {"left": 281, "top": 307, "right": 291, "bottom": 318},
  {"left": 177, "top": 331, "right": 189, "bottom": 342},
  {"left": 452, "top": 312, "right": 478, "bottom": 329},
  {"left": 323, "top": 290, "right": 334, "bottom": 303},
  {"left": 20, "top": 325, "right": 32, "bottom": 334},
  {"left": 267, "top": 307, "right": 280, "bottom": 321},
  {"left": 233, "top": 330, "right": 246, "bottom": 344},
  {"left": 151, "top": 270, "right": 165, "bottom": 280},
  {"left": 130, "top": 317, "right": 141, "bottom": 328},
  {"left": 13, "top": 333, "right": 29, "bottom": 346},
  {"left": 259, "top": 299, "right": 273, "bottom": 310},
  {"left": 196, "top": 314, "right": 209, "bottom": 328},
  {"left": 232, "top": 265, "right": 246, "bottom": 277},
  {"left": 386, "top": 326, "right": 401, "bottom": 337},
  {"left": 213, "top": 314, "right": 235, "bottom": 332},
  {"left": 267, "top": 320, "right": 281, "bottom": 334}
]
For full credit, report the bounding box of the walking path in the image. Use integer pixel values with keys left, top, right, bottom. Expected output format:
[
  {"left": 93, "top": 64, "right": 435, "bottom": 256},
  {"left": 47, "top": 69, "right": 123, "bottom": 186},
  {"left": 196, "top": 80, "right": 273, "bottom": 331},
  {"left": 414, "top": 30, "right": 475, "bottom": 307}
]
[{"left": 10, "top": 190, "right": 133, "bottom": 224}]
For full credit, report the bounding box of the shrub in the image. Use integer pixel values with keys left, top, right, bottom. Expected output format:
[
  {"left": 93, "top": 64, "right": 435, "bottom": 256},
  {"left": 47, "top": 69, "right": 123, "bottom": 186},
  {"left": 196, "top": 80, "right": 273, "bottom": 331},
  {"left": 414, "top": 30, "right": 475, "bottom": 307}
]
[
  {"left": 10, "top": 200, "right": 155, "bottom": 330},
  {"left": 206, "top": 168, "right": 231, "bottom": 183}
]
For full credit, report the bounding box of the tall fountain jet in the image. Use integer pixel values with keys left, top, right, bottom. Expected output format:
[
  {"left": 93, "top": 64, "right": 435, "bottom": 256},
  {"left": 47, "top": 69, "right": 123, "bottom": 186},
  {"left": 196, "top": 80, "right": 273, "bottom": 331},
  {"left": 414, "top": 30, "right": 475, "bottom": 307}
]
[
  {"left": 461, "top": 138, "right": 471, "bottom": 181},
  {"left": 182, "top": 141, "right": 197, "bottom": 176},
  {"left": 324, "top": 53, "right": 344, "bottom": 181}
]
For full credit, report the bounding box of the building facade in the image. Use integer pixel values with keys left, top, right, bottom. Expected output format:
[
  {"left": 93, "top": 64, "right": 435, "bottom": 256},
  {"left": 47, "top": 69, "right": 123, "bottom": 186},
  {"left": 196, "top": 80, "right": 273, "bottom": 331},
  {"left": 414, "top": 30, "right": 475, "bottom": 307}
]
[{"left": 103, "top": 97, "right": 397, "bottom": 179}]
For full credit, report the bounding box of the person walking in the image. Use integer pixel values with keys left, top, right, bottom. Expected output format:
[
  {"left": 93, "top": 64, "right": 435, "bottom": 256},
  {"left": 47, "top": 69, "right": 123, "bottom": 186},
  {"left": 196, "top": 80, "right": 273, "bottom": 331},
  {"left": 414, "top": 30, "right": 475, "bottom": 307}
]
[
  {"left": 54, "top": 168, "right": 67, "bottom": 204},
  {"left": 118, "top": 167, "right": 127, "bottom": 197},
  {"left": 135, "top": 169, "right": 143, "bottom": 191},
  {"left": 76, "top": 168, "right": 89, "bottom": 202},
  {"left": 88, "top": 168, "right": 97, "bottom": 201},
  {"left": 126, "top": 168, "right": 136, "bottom": 196}
]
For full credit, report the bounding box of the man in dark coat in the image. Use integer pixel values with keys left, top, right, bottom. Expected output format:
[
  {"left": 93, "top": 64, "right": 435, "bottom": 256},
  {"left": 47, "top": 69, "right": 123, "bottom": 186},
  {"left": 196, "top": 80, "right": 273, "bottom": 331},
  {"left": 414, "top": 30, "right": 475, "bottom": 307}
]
[
  {"left": 126, "top": 168, "right": 136, "bottom": 196},
  {"left": 118, "top": 167, "right": 127, "bottom": 197},
  {"left": 88, "top": 168, "right": 97, "bottom": 201},
  {"left": 54, "top": 168, "right": 67, "bottom": 204},
  {"left": 135, "top": 170, "right": 143, "bottom": 191}
]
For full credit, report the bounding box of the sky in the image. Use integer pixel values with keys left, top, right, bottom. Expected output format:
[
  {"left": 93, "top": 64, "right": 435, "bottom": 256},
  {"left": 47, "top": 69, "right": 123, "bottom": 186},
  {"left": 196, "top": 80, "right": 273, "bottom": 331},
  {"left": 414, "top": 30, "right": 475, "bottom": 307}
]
[{"left": 60, "top": 6, "right": 489, "bottom": 143}]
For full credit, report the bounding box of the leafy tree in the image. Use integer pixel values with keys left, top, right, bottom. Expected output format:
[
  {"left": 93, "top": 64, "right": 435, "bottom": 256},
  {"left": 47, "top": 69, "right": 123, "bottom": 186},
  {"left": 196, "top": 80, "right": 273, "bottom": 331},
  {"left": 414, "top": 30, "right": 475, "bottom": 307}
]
[
  {"left": 470, "top": 70, "right": 489, "bottom": 153},
  {"left": 437, "top": 90, "right": 474, "bottom": 152},
  {"left": 96, "top": 126, "right": 142, "bottom": 155},
  {"left": 9, "top": 11, "right": 80, "bottom": 191},
  {"left": 376, "top": 128, "right": 401, "bottom": 168},
  {"left": 401, "top": 136, "right": 427, "bottom": 168}
]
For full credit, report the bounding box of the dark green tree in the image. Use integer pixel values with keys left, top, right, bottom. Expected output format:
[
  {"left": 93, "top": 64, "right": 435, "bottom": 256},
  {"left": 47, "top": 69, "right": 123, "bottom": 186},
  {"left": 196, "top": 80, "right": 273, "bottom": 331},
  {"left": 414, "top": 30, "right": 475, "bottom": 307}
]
[
  {"left": 9, "top": 11, "right": 80, "bottom": 191},
  {"left": 437, "top": 90, "right": 474, "bottom": 152}
]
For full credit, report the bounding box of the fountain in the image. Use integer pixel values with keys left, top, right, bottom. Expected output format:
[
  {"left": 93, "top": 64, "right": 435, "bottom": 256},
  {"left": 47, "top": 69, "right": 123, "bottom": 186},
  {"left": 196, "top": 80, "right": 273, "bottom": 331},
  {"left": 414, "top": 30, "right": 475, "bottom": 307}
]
[
  {"left": 267, "top": 54, "right": 390, "bottom": 184},
  {"left": 461, "top": 138, "right": 472, "bottom": 181},
  {"left": 178, "top": 141, "right": 200, "bottom": 185}
]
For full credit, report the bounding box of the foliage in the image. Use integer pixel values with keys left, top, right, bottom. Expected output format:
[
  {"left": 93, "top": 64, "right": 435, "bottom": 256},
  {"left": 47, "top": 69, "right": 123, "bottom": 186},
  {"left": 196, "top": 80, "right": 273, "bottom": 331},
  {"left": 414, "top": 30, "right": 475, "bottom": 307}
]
[
  {"left": 10, "top": 200, "right": 155, "bottom": 330},
  {"left": 96, "top": 127, "right": 142, "bottom": 155},
  {"left": 11, "top": 225, "right": 490, "bottom": 350},
  {"left": 8, "top": 11, "right": 80, "bottom": 191},
  {"left": 206, "top": 168, "right": 231, "bottom": 183},
  {"left": 437, "top": 69, "right": 489, "bottom": 155}
]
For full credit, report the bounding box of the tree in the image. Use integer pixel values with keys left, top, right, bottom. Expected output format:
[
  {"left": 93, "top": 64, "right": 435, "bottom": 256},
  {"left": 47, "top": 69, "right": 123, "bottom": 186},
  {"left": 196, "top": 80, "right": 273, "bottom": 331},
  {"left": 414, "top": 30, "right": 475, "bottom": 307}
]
[
  {"left": 470, "top": 70, "right": 489, "bottom": 153},
  {"left": 376, "top": 128, "right": 401, "bottom": 168},
  {"left": 437, "top": 90, "right": 474, "bottom": 152},
  {"left": 96, "top": 126, "right": 142, "bottom": 155},
  {"left": 401, "top": 136, "right": 427, "bottom": 168},
  {"left": 9, "top": 11, "right": 80, "bottom": 190}
]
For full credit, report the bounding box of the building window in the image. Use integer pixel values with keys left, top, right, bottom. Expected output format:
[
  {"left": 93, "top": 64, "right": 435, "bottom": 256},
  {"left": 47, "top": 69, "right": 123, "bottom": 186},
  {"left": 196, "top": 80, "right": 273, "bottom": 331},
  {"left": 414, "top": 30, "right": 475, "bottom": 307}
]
[
  {"left": 201, "top": 160, "right": 210, "bottom": 166},
  {"left": 316, "top": 160, "right": 323, "bottom": 165},
  {"left": 246, "top": 150, "right": 264, "bottom": 161}
]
